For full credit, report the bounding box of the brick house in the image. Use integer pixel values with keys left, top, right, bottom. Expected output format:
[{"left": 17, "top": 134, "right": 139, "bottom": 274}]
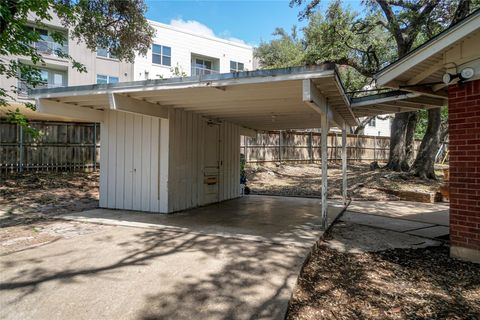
[{"left": 375, "top": 10, "right": 480, "bottom": 263}]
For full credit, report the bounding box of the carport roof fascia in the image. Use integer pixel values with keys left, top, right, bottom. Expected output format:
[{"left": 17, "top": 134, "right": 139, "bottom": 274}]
[
  {"left": 31, "top": 64, "right": 340, "bottom": 98},
  {"left": 31, "top": 64, "right": 360, "bottom": 128}
]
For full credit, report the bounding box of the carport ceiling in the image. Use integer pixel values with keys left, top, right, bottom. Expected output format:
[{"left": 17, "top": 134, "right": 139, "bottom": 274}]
[{"left": 31, "top": 64, "right": 358, "bottom": 130}]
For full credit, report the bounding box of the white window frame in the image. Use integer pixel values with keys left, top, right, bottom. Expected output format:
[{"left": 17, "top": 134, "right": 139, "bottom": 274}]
[
  {"left": 152, "top": 44, "right": 171, "bottom": 66},
  {"left": 230, "top": 61, "right": 244, "bottom": 72},
  {"left": 96, "top": 74, "right": 119, "bottom": 84},
  {"left": 367, "top": 117, "right": 377, "bottom": 127},
  {"left": 96, "top": 47, "right": 117, "bottom": 59}
]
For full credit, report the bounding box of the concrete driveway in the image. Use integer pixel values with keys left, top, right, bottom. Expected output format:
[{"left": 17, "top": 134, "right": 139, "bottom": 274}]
[{"left": 0, "top": 196, "right": 344, "bottom": 320}]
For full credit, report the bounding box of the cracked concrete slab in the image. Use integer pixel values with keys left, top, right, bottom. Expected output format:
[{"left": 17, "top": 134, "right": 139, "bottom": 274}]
[
  {"left": 406, "top": 226, "right": 450, "bottom": 239},
  {"left": 340, "top": 211, "right": 434, "bottom": 232},
  {"left": 325, "top": 221, "right": 443, "bottom": 253},
  {"left": 347, "top": 201, "right": 449, "bottom": 226}
]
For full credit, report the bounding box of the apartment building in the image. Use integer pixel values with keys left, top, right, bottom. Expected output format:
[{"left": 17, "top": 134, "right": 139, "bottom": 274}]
[
  {"left": 0, "top": 15, "right": 133, "bottom": 109},
  {"left": 134, "top": 20, "right": 253, "bottom": 80},
  {"left": 1, "top": 17, "right": 254, "bottom": 121}
]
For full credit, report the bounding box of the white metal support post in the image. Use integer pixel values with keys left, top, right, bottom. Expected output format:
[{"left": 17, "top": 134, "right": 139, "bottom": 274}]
[
  {"left": 321, "top": 109, "right": 329, "bottom": 229},
  {"left": 341, "top": 123, "right": 348, "bottom": 206}
]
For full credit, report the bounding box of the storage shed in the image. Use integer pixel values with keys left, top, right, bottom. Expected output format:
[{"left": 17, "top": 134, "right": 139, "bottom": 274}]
[{"left": 31, "top": 64, "right": 357, "bottom": 227}]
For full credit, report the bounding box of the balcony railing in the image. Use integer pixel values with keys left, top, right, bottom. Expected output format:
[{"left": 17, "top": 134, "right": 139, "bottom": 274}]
[
  {"left": 17, "top": 81, "right": 66, "bottom": 98},
  {"left": 191, "top": 67, "right": 219, "bottom": 76},
  {"left": 32, "top": 40, "right": 68, "bottom": 57}
]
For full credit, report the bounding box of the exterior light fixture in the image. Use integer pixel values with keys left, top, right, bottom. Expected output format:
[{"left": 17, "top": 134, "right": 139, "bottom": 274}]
[
  {"left": 443, "top": 67, "right": 475, "bottom": 85},
  {"left": 442, "top": 72, "right": 455, "bottom": 85},
  {"left": 460, "top": 67, "right": 474, "bottom": 80}
]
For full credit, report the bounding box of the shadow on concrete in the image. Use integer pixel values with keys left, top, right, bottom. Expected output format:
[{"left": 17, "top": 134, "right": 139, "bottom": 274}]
[{"left": 1, "top": 196, "right": 346, "bottom": 319}]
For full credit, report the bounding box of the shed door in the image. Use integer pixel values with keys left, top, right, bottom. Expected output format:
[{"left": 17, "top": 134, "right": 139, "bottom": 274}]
[{"left": 203, "top": 123, "right": 220, "bottom": 204}]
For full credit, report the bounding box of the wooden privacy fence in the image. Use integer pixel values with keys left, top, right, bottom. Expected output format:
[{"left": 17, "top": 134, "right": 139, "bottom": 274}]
[
  {"left": 1, "top": 120, "right": 425, "bottom": 173},
  {"left": 241, "top": 131, "right": 421, "bottom": 163},
  {"left": 0, "top": 119, "right": 100, "bottom": 173}
]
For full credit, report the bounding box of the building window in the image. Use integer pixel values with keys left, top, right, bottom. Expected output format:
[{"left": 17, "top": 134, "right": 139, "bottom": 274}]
[
  {"left": 96, "top": 47, "right": 117, "bottom": 59},
  {"left": 18, "top": 68, "right": 67, "bottom": 96},
  {"left": 25, "top": 26, "right": 68, "bottom": 56},
  {"left": 97, "top": 75, "right": 119, "bottom": 84},
  {"left": 192, "top": 58, "right": 218, "bottom": 75},
  {"left": 152, "top": 44, "right": 171, "bottom": 66},
  {"left": 368, "top": 117, "right": 376, "bottom": 127},
  {"left": 230, "top": 61, "right": 244, "bottom": 72}
]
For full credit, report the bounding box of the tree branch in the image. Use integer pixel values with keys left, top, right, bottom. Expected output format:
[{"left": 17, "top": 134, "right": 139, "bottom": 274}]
[{"left": 0, "top": 0, "right": 18, "bottom": 35}]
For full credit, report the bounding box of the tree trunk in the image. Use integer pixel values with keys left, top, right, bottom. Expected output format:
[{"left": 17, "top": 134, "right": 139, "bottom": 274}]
[
  {"left": 411, "top": 108, "right": 441, "bottom": 179},
  {"left": 385, "top": 112, "right": 413, "bottom": 171},
  {"left": 404, "top": 112, "right": 418, "bottom": 169}
]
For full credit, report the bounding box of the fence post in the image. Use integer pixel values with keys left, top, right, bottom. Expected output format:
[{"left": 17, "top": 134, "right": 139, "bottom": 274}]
[
  {"left": 278, "top": 131, "right": 282, "bottom": 162},
  {"left": 93, "top": 123, "right": 97, "bottom": 171},
  {"left": 334, "top": 132, "right": 338, "bottom": 163},
  {"left": 373, "top": 135, "right": 377, "bottom": 162},
  {"left": 19, "top": 125, "right": 24, "bottom": 173},
  {"left": 243, "top": 135, "right": 247, "bottom": 161},
  {"left": 309, "top": 132, "right": 313, "bottom": 163}
]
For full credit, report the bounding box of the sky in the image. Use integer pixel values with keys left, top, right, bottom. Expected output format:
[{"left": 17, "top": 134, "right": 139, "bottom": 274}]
[{"left": 145, "top": 0, "right": 363, "bottom": 47}]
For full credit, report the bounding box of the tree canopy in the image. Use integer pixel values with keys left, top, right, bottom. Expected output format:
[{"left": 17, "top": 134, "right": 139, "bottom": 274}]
[{"left": 256, "top": 0, "right": 479, "bottom": 178}]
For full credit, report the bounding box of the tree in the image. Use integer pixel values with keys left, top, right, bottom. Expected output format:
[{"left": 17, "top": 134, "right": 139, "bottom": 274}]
[
  {"left": 254, "top": 26, "right": 305, "bottom": 69},
  {"left": 290, "top": 0, "right": 478, "bottom": 176},
  {"left": 411, "top": 108, "right": 448, "bottom": 179},
  {"left": 0, "top": 0, "right": 155, "bottom": 132},
  {"left": 409, "top": 0, "right": 473, "bottom": 179}
]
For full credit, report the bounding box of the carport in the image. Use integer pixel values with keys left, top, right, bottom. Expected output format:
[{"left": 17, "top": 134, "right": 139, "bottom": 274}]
[{"left": 32, "top": 64, "right": 356, "bottom": 229}]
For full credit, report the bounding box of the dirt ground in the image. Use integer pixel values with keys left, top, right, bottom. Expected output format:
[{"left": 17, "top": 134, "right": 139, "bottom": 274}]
[
  {"left": 286, "top": 244, "right": 480, "bottom": 320},
  {"left": 246, "top": 162, "right": 446, "bottom": 200},
  {"left": 0, "top": 172, "right": 100, "bottom": 254}
]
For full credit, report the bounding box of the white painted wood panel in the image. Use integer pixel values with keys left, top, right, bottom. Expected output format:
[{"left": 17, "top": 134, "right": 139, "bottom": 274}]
[
  {"left": 132, "top": 114, "right": 143, "bottom": 210},
  {"left": 159, "top": 118, "right": 169, "bottom": 212},
  {"left": 99, "top": 120, "right": 109, "bottom": 208},
  {"left": 150, "top": 117, "right": 160, "bottom": 212},
  {"left": 106, "top": 111, "right": 117, "bottom": 208},
  {"left": 99, "top": 110, "right": 166, "bottom": 213},
  {"left": 168, "top": 109, "right": 241, "bottom": 212},
  {"left": 123, "top": 113, "right": 135, "bottom": 210},
  {"left": 115, "top": 112, "right": 126, "bottom": 209},
  {"left": 100, "top": 108, "right": 239, "bottom": 214},
  {"left": 141, "top": 117, "right": 152, "bottom": 212}
]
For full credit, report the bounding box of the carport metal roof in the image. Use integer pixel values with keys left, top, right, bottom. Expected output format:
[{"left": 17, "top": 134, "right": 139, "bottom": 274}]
[
  {"left": 350, "top": 90, "right": 446, "bottom": 117},
  {"left": 31, "top": 64, "right": 358, "bottom": 130}
]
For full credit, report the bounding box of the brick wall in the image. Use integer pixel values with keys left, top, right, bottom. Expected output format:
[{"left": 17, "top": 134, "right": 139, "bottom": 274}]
[{"left": 448, "top": 79, "right": 480, "bottom": 261}]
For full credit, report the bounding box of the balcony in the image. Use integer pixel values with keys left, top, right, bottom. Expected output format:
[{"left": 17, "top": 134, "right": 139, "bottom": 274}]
[
  {"left": 33, "top": 40, "right": 68, "bottom": 57},
  {"left": 17, "top": 81, "right": 65, "bottom": 98},
  {"left": 191, "top": 67, "right": 220, "bottom": 76}
]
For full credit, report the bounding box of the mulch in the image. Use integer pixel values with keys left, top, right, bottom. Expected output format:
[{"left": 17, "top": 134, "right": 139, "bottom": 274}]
[{"left": 286, "top": 245, "right": 480, "bottom": 320}]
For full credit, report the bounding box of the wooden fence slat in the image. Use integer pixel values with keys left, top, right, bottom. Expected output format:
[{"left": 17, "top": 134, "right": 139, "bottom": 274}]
[{"left": 0, "top": 119, "right": 100, "bottom": 173}]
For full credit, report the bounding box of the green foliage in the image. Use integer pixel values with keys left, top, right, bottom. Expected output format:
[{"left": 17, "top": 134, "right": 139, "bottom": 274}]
[
  {"left": 0, "top": 0, "right": 155, "bottom": 131},
  {"left": 415, "top": 107, "right": 448, "bottom": 139},
  {"left": 254, "top": 26, "right": 305, "bottom": 69},
  {"left": 303, "top": 1, "right": 395, "bottom": 77},
  {"left": 257, "top": 0, "right": 480, "bottom": 93}
]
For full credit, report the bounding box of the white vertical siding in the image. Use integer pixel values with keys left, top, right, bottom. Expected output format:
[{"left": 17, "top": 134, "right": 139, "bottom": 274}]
[
  {"left": 168, "top": 109, "right": 241, "bottom": 212},
  {"left": 99, "top": 109, "right": 241, "bottom": 214},
  {"left": 99, "top": 111, "right": 167, "bottom": 212},
  {"left": 219, "top": 121, "right": 240, "bottom": 201},
  {"left": 99, "top": 121, "right": 109, "bottom": 208},
  {"left": 123, "top": 113, "right": 135, "bottom": 210},
  {"left": 364, "top": 116, "right": 391, "bottom": 137}
]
